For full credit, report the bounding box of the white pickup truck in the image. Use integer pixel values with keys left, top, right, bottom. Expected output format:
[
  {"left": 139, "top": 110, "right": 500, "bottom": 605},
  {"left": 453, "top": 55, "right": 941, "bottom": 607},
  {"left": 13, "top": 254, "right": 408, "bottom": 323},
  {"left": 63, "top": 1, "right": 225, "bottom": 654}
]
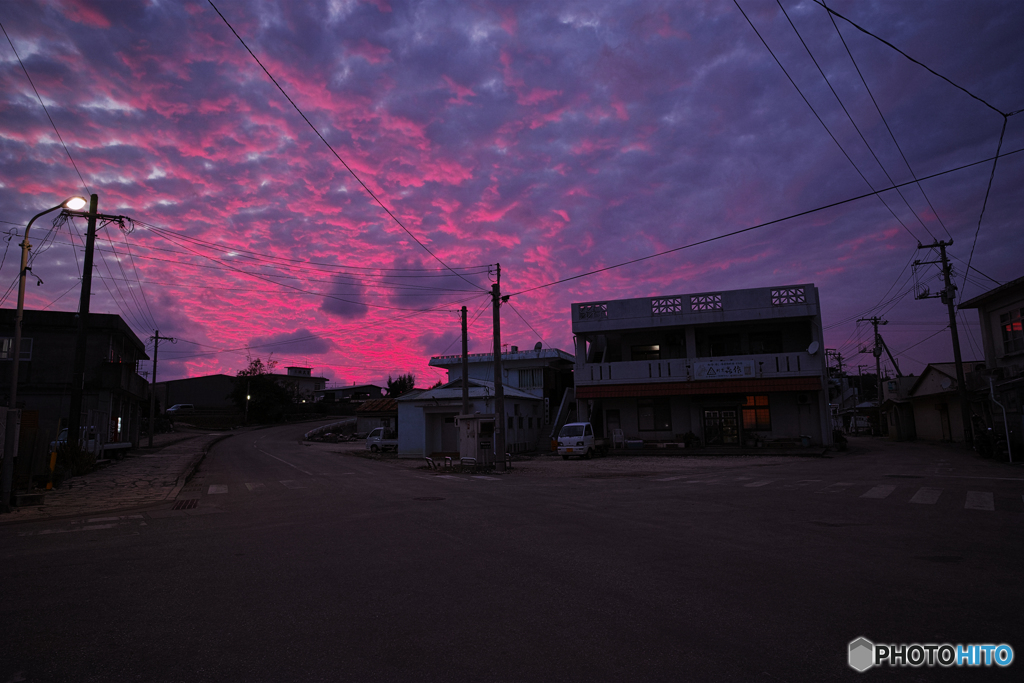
[
  {"left": 365, "top": 427, "right": 399, "bottom": 453},
  {"left": 557, "top": 422, "right": 609, "bottom": 459}
]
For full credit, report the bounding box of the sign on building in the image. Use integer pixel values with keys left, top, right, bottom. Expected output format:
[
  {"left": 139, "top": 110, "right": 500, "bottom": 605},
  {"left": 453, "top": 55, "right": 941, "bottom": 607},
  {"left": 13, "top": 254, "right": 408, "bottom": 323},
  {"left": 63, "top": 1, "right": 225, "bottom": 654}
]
[{"left": 693, "top": 360, "right": 755, "bottom": 380}]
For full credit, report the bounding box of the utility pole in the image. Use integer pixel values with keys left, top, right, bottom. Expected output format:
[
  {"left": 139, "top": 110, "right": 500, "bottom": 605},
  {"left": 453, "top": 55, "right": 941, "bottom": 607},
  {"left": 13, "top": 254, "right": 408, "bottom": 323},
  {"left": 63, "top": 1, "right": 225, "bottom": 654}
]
[
  {"left": 491, "top": 264, "right": 506, "bottom": 472},
  {"left": 147, "top": 330, "right": 175, "bottom": 447},
  {"left": 858, "top": 317, "right": 886, "bottom": 436},
  {"left": 66, "top": 195, "right": 99, "bottom": 456},
  {"left": 65, "top": 196, "right": 133, "bottom": 452},
  {"left": 461, "top": 305, "right": 469, "bottom": 417},
  {"left": 915, "top": 240, "right": 972, "bottom": 445}
]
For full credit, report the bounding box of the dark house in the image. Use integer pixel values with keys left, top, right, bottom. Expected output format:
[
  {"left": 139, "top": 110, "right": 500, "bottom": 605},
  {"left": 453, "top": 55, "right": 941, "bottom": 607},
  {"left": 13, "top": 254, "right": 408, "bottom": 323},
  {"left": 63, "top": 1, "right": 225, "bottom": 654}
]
[
  {"left": 0, "top": 309, "right": 149, "bottom": 484},
  {"left": 155, "top": 374, "right": 236, "bottom": 412}
]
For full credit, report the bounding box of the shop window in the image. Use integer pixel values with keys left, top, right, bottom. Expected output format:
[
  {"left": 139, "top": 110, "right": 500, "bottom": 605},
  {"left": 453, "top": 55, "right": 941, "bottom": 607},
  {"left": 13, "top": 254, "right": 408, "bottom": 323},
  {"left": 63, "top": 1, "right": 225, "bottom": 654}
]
[
  {"left": 1000, "top": 308, "right": 1024, "bottom": 354},
  {"left": 742, "top": 395, "right": 771, "bottom": 430},
  {"left": 638, "top": 398, "right": 671, "bottom": 431}
]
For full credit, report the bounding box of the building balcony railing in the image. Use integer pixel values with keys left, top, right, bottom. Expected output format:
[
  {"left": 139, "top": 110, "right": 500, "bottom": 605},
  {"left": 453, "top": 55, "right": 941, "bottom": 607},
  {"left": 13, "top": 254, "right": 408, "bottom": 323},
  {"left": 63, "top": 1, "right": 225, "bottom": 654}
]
[{"left": 576, "top": 352, "right": 824, "bottom": 386}]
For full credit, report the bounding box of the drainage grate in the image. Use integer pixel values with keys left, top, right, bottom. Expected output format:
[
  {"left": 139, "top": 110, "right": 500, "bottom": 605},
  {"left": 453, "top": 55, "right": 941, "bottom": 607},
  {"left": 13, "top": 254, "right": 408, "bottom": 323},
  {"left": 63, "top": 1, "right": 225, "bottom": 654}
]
[
  {"left": 172, "top": 499, "right": 199, "bottom": 510},
  {"left": 413, "top": 496, "right": 445, "bottom": 501}
]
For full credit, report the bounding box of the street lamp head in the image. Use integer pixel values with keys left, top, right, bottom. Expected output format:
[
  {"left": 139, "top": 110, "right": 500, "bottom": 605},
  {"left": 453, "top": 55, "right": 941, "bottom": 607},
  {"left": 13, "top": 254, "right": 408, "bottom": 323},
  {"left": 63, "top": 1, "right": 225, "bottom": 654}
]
[{"left": 64, "top": 196, "right": 87, "bottom": 211}]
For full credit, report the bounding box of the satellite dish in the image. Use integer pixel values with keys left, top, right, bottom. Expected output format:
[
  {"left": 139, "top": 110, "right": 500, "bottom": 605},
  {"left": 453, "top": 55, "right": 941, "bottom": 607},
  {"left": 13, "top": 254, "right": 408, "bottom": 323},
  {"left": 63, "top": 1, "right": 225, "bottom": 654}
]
[
  {"left": 940, "top": 378, "right": 952, "bottom": 390},
  {"left": 534, "top": 341, "right": 543, "bottom": 351},
  {"left": 807, "top": 341, "right": 820, "bottom": 355}
]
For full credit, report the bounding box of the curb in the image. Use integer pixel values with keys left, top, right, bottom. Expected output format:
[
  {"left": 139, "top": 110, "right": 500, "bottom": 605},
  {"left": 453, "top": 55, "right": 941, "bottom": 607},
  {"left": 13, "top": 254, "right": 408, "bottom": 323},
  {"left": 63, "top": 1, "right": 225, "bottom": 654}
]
[{"left": 163, "top": 432, "right": 235, "bottom": 501}]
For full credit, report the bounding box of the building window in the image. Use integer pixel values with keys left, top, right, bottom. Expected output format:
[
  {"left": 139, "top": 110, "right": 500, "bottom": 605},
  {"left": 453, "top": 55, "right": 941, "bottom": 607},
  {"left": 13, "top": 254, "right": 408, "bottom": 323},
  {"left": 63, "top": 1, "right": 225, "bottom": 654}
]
[
  {"left": 637, "top": 398, "right": 671, "bottom": 431},
  {"left": 579, "top": 303, "right": 608, "bottom": 320},
  {"left": 519, "top": 416, "right": 524, "bottom": 429},
  {"left": 749, "top": 331, "right": 783, "bottom": 354},
  {"left": 631, "top": 345, "right": 660, "bottom": 361},
  {"left": 742, "top": 395, "right": 771, "bottom": 431},
  {"left": 1001, "top": 308, "right": 1024, "bottom": 354},
  {"left": 708, "top": 334, "right": 741, "bottom": 357},
  {"left": 518, "top": 368, "right": 543, "bottom": 389},
  {"left": 508, "top": 416, "right": 514, "bottom": 430},
  {"left": 0, "top": 337, "right": 32, "bottom": 361}
]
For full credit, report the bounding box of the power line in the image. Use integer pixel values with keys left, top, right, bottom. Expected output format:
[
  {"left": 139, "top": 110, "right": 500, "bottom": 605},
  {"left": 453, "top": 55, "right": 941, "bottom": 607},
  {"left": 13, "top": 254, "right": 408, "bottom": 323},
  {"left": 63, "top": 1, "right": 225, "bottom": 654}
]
[
  {"left": 733, "top": 0, "right": 924, "bottom": 244},
  {"left": 506, "top": 300, "right": 546, "bottom": 348},
  {"left": 506, "top": 144, "right": 1024, "bottom": 298},
  {"left": 959, "top": 116, "right": 1008, "bottom": 302},
  {"left": 823, "top": 5, "right": 953, "bottom": 241},
  {"left": 0, "top": 21, "right": 91, "bottom": 196},
  {"left": 777, "top": 0, "right": 937, "bottom": 242},
  {"left": 205, "top": 0, "right": 485, "bottom": 292},
  {"left": 812, "top": 0, "right": 1014, "bottom": 117}
]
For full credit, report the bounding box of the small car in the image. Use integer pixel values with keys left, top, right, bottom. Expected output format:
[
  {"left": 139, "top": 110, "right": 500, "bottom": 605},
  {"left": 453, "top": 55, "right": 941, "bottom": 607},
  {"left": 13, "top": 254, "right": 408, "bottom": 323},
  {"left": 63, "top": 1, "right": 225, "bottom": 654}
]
[{"left": 166, "top": 404, "right": 195, "bottom": 416}]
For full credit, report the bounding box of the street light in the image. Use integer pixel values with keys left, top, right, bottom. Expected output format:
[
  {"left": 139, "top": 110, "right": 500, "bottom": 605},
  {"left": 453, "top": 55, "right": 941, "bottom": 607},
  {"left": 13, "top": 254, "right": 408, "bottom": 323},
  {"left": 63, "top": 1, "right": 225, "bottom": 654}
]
[{"left": 2, "top": 196, "right": 87, "bottom": 512}]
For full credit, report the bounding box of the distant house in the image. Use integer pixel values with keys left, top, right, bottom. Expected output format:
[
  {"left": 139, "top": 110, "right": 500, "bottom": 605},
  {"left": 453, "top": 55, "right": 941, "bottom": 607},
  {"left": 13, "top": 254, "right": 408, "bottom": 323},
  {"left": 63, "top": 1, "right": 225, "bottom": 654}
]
[
  {"left": 273, "top": 366, "right": 328, "bottom": 403},
  {"left": 0, "top": 309, "right": 149, "bottom": 485},
  {"left": 396, "top": 378, "right": 542, "bottom": 459},
  {"left": 428, "top": 345, "right": 575, "bottom": 436},
  {"left": 315, "top": 383, "right": 383, "bottom": 403},
  {"left": 355, "top": 397, "right": 400, "bottom": 435},
  {"left": 882, "top": 376, "right": 919, "bottom": 441},
  {"left": 155, "top": 374, "right": 236, "bottom": 412},
  {"left": 904, "top": 362, "right": 984, "bottom": 442}
]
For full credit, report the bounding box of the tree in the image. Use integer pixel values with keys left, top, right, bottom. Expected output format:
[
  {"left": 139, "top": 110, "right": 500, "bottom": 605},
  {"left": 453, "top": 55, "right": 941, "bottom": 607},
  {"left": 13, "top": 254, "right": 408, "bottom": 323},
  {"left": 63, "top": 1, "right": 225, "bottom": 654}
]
[
  {"left": 386, "top": 373, "right": 416, "bottom": 397},
  {"left": 232, "top": 355, "right": 291, "bottom": 423}
]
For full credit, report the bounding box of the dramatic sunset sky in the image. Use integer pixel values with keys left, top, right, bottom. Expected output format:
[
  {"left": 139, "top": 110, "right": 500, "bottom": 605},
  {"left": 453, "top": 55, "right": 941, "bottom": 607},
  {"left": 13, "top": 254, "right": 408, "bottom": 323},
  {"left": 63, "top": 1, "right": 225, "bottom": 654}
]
[{"left": 2, "top": 0, "right": 1022, "bottom": 387}]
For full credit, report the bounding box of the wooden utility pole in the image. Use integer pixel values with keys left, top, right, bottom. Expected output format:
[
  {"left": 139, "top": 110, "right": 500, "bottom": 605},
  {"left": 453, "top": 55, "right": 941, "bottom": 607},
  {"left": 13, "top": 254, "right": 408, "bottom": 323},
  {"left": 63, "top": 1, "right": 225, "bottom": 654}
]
[
  {"left": 147, "top": 330, "right": 175, "bottom": 447},
  {"left": 491, "top": 264, "right": 505, "bottom": 471},
  {"left": 858, "top": 317, "right": 886, "bottom": 436},
  {"left": 66, "top": 194, "right": 99, "bottom": 454},
  {"left": 915, "top": 240, "right": 972, "bottom": 445},
  {"left": 461, "top": 305, "right": 469, "bottom": 417}
]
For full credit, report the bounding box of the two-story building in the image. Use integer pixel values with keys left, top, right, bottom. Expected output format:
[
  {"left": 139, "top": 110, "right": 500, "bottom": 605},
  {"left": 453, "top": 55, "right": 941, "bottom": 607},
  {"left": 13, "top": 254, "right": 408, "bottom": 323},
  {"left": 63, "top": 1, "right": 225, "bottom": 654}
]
[
  {"left": 395, "top": 346, "right": 575, "bottom": 459},
  {"left": 570, "top": 285, "right": 831, "bottom": 447},
  {"left": 0, "top": 309, "right": 149, "bottom": 485},
  {"left": 960, "top": 274, "right": 1024, "bottom": 453}
]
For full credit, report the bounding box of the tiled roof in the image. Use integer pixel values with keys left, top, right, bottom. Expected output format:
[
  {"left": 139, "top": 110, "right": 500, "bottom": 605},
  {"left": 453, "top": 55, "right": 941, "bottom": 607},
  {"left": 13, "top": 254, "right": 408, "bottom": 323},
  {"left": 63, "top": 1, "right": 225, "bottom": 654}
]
[
  {"left": 575, "top": 376, "right": 821, "bottom": 399},
  {"left": 356, "top": 398, "right": 397, "bottom": 413}
]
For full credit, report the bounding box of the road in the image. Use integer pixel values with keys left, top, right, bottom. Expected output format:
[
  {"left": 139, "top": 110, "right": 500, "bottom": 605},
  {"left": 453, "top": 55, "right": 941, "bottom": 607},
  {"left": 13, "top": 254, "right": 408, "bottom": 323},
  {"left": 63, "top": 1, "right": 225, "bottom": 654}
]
[{"left": 2, "top": 424, "right": 1021, "bottom": 682}]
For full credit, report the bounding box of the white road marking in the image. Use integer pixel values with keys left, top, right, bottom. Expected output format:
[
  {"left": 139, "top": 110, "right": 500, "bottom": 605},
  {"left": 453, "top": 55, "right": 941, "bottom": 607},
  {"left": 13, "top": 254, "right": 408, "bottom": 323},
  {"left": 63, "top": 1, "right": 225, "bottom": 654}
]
[
  {"left": 208, "top": 485, "right": 228, "bottom": 495},
  {"left": 781, "top": 479, "right": 821, "bottom": 489},
  {"left": 910, "top": 488, "right": 942, "bottom": 505},
  {"left": 279, "top": 480, "right": 307, "bottom": 489},
  {"left": 861, "top": 485, "right": 896, "bottom": 499},
  {"left": 245, "top": 482, "right": 265, "bottom": 492},
  {"left": 253, "top": 439, "right": 313, "bottom": 476},
  {"left": 817, "top": 482, "right": 854, "bottom": 493},
  {"left": 744, "top": 480, "right": 774, "bottom": 488},
  {"left": 964, "top": 491, "right": 995, "bottom": 511}
]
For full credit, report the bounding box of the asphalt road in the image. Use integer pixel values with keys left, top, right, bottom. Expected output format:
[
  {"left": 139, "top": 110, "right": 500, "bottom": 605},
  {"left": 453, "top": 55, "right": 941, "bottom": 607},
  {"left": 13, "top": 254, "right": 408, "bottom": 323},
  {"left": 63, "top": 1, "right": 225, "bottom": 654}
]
[{"left": 2, "top": 425, "right": 1021, "bottom": 682}]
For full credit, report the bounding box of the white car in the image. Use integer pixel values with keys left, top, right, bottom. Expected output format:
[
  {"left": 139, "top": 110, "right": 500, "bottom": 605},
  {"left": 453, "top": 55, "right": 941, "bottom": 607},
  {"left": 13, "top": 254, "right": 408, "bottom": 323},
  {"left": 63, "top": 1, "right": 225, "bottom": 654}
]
[{"left": 557, "top": 422, "right": 608, "bottom": 459}]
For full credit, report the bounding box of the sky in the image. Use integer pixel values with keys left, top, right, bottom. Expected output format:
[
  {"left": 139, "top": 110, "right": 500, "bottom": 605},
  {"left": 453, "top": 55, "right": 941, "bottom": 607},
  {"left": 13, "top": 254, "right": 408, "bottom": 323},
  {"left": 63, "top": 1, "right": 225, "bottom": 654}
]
[{"left": 1, "top": 0, "right": 1022, "bottom": 387}]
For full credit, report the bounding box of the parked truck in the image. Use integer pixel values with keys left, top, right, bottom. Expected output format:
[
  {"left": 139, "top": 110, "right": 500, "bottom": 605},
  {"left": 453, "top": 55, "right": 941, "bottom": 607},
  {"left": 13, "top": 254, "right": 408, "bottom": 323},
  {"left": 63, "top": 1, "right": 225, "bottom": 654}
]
[
  {"left": 556, "top": 422, "right": 609, "bottom": 459},
  {"left": 365, "top": 427, "right": 398, "bottom": 453}
]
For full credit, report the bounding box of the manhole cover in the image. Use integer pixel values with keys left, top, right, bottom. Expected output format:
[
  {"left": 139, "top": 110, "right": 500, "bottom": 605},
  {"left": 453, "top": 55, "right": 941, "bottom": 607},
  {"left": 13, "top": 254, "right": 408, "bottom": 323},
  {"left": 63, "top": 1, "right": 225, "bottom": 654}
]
[
  {"left": 172, "top": 499, "right": 199, "bottom": 510},
  {"left": 413, "top": 496, "right": 445, "bottom": 501}
]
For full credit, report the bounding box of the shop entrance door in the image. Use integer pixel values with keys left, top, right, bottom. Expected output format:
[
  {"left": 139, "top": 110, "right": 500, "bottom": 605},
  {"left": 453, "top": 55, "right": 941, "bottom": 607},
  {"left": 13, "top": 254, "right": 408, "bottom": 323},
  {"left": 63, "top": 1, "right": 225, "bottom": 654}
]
[{"left": 704, "top": 408, "right": 739, "bottom": 445}]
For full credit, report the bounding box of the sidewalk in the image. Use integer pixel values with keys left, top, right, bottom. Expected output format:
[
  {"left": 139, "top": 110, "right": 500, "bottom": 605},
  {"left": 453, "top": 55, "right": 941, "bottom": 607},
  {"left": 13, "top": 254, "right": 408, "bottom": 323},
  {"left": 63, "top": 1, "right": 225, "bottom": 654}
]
[{"left": 0, "top": 429, "right": 234, "bottom": 525}]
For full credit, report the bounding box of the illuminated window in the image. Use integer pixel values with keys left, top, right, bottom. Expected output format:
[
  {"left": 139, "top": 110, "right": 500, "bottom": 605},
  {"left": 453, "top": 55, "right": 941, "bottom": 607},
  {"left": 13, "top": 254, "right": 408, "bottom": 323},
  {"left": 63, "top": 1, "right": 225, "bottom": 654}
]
[
  {"left": 1001, "top": 309, "right": 1024, "bottom": 354},
  {"left": 741, "top": 395, "right": 771, "bottom": 431}
]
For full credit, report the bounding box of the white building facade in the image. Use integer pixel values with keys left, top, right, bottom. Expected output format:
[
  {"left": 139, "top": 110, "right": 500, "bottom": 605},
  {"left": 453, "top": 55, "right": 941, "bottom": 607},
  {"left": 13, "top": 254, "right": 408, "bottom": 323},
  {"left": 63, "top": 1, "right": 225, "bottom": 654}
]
[{"left": 571, "top": 284, "right": 832, "bottom": 447}]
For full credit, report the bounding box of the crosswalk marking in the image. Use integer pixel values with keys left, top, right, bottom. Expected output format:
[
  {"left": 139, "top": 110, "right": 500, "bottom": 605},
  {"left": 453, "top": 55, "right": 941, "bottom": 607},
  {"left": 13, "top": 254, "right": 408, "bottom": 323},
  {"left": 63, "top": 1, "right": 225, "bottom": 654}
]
[
  {"left": 279, "top": 480, "right": 306, "bottom": 490},
  {"left": 744, "top": 480, "right": 774, "bottom": 487},
  {"left": 861, "top": 485, "right": 896, "bottom": 499},
  {"left": 910, "top": 488, "right": 941, "bottom": 505},
  {"left": 208, "top": 485, "right": 228, "bottom": 495},
  {"left": 245, "top": 482, "right": 264, "bottom": 492},
  {"left": 964, "top": 491, "right": 994, "bottom": 511}
]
